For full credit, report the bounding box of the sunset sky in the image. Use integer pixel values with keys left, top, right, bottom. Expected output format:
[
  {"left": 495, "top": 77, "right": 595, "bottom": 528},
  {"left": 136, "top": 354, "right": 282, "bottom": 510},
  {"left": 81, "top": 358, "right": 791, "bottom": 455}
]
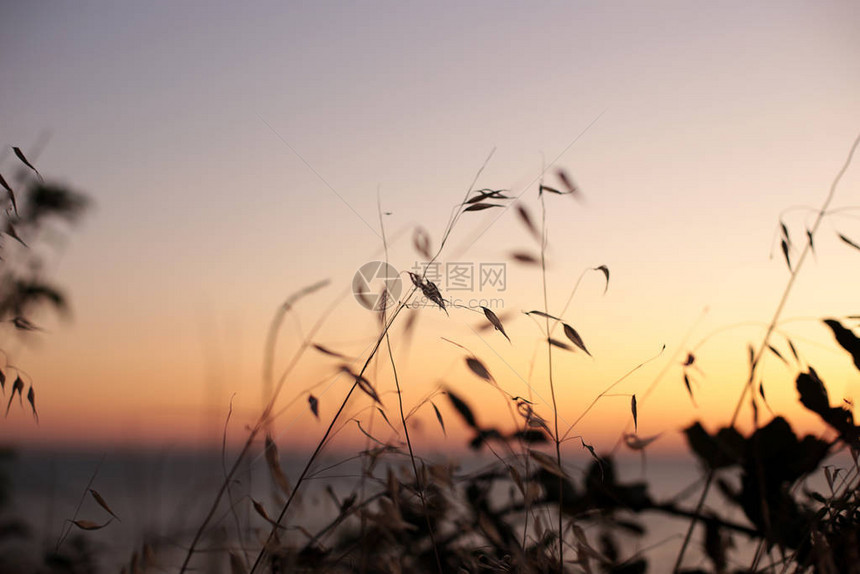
[{"left": 2, "top": 1, "right": 860, "bottom": 457}]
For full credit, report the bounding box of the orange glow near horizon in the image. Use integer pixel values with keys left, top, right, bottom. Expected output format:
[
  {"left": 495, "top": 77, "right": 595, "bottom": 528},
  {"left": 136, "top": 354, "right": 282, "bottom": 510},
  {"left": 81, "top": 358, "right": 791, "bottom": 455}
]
[{"left": 2, "top": 2, "right": 860, "bottom": 466}]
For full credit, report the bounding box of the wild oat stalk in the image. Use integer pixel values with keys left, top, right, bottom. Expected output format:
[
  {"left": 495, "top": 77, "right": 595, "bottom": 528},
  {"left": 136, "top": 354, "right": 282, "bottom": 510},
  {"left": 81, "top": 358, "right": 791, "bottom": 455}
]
[
  {"left": 245, "top": 154, "right": 497, "bottom": 573},
  {"left": 537, "top": 185, "right": 565, "bottom": 569}
]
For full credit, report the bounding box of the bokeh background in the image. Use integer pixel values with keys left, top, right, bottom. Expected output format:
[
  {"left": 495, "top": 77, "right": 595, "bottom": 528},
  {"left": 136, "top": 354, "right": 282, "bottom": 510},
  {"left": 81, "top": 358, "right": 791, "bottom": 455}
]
[{"left": 2, "top": 1, "right": 860, "bottom": 456}]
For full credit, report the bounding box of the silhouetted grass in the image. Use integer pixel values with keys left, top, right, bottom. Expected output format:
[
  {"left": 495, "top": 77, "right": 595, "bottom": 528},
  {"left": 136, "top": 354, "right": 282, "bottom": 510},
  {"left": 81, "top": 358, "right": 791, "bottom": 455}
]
[{"left": 3, "top": 136, "right": 860, "bottom": 574}]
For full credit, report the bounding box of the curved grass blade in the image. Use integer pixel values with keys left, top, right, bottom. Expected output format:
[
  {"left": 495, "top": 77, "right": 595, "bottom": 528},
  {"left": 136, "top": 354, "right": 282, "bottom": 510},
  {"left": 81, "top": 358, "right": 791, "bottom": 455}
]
[
  {"left": 431, "top": 402, "right": 446, "bottom": 436},
  {"left": 594, "top": 265, "right": 609, "bottom": 294},
  {"left": 0, "top": 173, "right": 17, "bottom": 215},
  {"left": 71, "top": 519, "right": 112, "bottom": 531},
  {"left": 838, "top": 233, "right": 860, "bottom": 251},
  {"left": 510, "top": 251, "right": 540, "bottom": 265},
  {"left": 547, "top": 337, "right": 572, "bottom": 351},
  {"left": 465, "top": 357, "right": 492, "bottom": 382},
  {"left": 557, "top": 168, "right": 581, "bottom": 199},
  {"left": 463, "top": 203, "right": 503, "bottom": 212},
  {"left": 539, "top": 184, "right": 563, "bottom": 195},
  {"left": 481, "top": 306, "right": 510, "bottom": 342},
  {"left": 781, "top": 239, "right": 791, "bottom": 271},
  {"left": 5, "top": 376, "right": 24, "bottom": 416},
  {"left": 563, "top": 323, "right": 591, "bottom": 356},
  {"left": 683, "top": 373, "right": 696, "bottom": 406},
  {"left": 89, "top": 489, "right": 120, "bottom": 521},
  {"left": 624, "top": 433, "right": 661, "bottom": 450},
  {"left": 824, "top": 319, "right": 860, "bottom": 370},
  {"left": 525, "top": 310, "right": 562, "bottom": 322},
  {"left": 13, "top": 147, "right": 42, "bottom": 180},
  {"left": 308, "top": 394, "right": 319, "bottom": 419},
  {"left": 446, "top": 390, "right": 478, "bottom": 429},
  {"left": 516, "top": 204, "right": 540, "bottom": 241},
  {"left": 312, "top": 344, "right": 347, "bottom": 359},
  {"left": 631, "top": 395, "right": 638, "bottom": 433}
]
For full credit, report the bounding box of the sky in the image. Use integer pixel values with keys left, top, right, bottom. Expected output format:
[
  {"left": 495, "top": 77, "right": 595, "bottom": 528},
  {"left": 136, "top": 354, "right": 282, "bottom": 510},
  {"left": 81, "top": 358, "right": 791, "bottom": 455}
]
[{"left": 2, "top": 1, "right": 860, "bottom": 458}]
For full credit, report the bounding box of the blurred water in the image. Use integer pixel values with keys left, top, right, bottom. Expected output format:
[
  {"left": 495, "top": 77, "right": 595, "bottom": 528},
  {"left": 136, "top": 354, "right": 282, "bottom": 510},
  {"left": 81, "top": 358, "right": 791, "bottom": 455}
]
[{"left": 0, "top": 447, "right": 836, "bottom": 572}]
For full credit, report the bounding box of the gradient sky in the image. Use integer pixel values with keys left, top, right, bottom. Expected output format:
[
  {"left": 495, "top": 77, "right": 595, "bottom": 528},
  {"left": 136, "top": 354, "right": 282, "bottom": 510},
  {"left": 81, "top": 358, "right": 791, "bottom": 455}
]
[{"left": 2, "top": 1, "right": 860, "bottom": 457}]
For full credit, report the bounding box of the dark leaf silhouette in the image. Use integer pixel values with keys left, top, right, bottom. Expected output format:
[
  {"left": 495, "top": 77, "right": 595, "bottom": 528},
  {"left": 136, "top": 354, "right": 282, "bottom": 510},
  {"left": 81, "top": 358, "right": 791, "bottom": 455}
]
[
  {"left": 71, "top": 519, "right": 111, "bottom": 531},
  {"left": 683, "top": 373, "right": 695, "bottom": 405},
  {"left": 0, "top": 369, "right": 5, "bottom": 391},
  {"left": 796, "top": 368, "right": 829, "bottom": 417},
  {"left": 465, "top": 357, "right": 492, "bottom": 381},
  {"left": 806, "top": 229, "right": 815, "bottom": 253},
  {"left": 684, "top": 423, "right": 743, "bottom": 470},
  {"left": 547, "top": 337, "right": 572, "bottom": 351},
  {"left": 355, "top": 375, "right": 383, "bottom": 405},
  {"left": 683, "top": 353, "right": 695, "bottom": 366},
  {"left": 376, "top": 407, "right": 396, "bottom": 433},
  {"left": 516, "top": 204, "right": 540, "bottom": 241},
  {"left": 431, "top": 402, "right": 446, "bottom": 436},
  {"left": 704, "top": 518, "right": 729, "bottom": 573},
  {"left": 481, "top": 306, "right": 510, "bottom": 342},
  {"left": 759, "top": 382, "right": 766, "bottom": 402},
  {"left": 475, "top": 310, "right": 514, "bottom": 333},
  {"left": 308, "top": 394, "right": 319, "bottom": 419},
  {"left": 26, "top": 184, "right": 89, "bottom": 223},
  {"left": 5, "top": 376, "right": 24, "bottom": 416},
  {"left": 12, "top": 317, "right": 40, "bottom": 331},
  {"left": 340, "top": 366, "right": 383, "bottom": 405},
  {"left": 312, "top": 344, "right": 346, "bottom": 359},
  {"left": 12, "top": 147, "right": 41, "bottom": 180},
  {"left": 539, "top": 184, "right": 563, "bottom": 195},
  {"left": 594, "top": 265, "right": 610, "bottom": 294},
  {"left": 838, "top": 233, "right": 860, "bottom": 251},
  {"left": 412, "top": 227, "right": 432, "bottom": 259},
  {"left": 767, "top": 345, "right": 787, "bottom": 365},
  {"left": 563, "top": 323, "right": 591, "bottom": 356},
  {"left": 408, "top": 272, "right": 447, "bottom": 314},
  {"left": 787, "top": 338, "right": 800, "bottom": 362},
  {"left": 252, "top": 498, "right": 275, "bottom": 524},
  {"left": 510, "top": 251, "right": 540, "bottom": 265},
  {"left": 780, "top": 221, "right": 791, "bottom": 245},
  {"left": 781, "top": 239, "right": 791, "bottom": 271},
  {"left": 465, "top": 188, "right": 509, "bottom": 204},
  {"left": 89, "top": 489, "right": 120, "bottom": 521},
  {"left": 0, "top": 173, "right": 17, "bottom": 215},
  {"left": 557, "top": 168, "right": 581, "bottom": 199},
  {"left": 823, "top": 318, "right": 860, "bottom": 370},
  {"left": 5, "top": 223, "right": 27, "bottom": 246},
  {"left": 525, "top": 310, "right": 562, "bottom": 321},
  {"left": 10, "top": 280, "right": 68, "bottom": 316},
  {"left": 27, "top": 385, "right": 37, "bottom": 422},
  {"left": 631, "top": 395, "right": 638, "bottom": 433},
  {"left": 447, "top": 390, "right": 478, "bottom": 429},
  {"left": 463, "top": 203, "right": 503, "bottom": 212}
]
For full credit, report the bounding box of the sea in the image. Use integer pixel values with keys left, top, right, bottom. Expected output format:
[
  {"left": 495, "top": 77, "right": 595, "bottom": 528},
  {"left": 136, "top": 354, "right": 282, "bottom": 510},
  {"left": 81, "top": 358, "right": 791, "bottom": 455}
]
[{"left": 0, "top": 446, "right": 838, "bottom": 572}]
